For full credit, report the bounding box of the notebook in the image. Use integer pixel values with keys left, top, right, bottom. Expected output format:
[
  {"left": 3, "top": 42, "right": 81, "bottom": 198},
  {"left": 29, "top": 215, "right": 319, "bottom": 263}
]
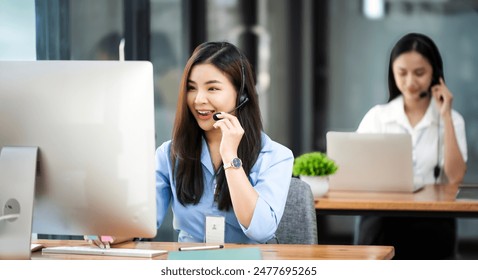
[
  {"left": 326, "top": 131, "right": 424, "bottom": 193},
  {"left": 167, "top": 247, "right": 262, "bottom": 260},
  {"left": 456, "top": 185, "right": 478, "bottom": 200}
]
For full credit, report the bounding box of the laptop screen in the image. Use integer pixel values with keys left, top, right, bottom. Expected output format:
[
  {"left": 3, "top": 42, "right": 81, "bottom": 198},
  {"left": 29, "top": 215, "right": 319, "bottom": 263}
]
[{"left": 326, "top": 131, "right": 418, "bottom": 192}]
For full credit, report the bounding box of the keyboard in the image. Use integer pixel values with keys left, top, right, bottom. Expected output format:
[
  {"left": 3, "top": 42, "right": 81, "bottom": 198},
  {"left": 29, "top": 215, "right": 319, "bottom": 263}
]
[{"left": 42, "top": 246, "right": 168, "bottom": 258}]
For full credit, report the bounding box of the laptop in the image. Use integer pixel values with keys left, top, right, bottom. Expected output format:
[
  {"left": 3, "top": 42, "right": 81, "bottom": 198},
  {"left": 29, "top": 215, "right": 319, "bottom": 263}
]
[{"left": 326, "top": 131, "right": 424, "bottom": 193}]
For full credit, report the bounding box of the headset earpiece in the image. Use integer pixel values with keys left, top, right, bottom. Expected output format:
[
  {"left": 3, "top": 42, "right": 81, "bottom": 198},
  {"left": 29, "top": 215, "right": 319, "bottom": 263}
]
[
  {"left": 239, "top": 90, "right": 248, "bottom": 105},
  {"left": 212, "top": 44, "right": 249, "bottom": 122},
  {"left": 235, "top": 45, "right": 248, "bottom": 110}
]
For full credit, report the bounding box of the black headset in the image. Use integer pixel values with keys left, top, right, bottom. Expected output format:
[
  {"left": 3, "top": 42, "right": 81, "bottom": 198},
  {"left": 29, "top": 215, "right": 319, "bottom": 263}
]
[
  {"left": 213, "top": 44, "right": 249, "bottom": 121},
  {"left": 236, "top": 56, "right": 249, "bottom": 109},
  {"left": 414, "top": 35, "right": 442, "bottom": 182},
  {"left": 418, "top": 34, "right": 443, "bottom": 98},
  {"left": 232, "top": 43, "right": 249, "bottom": 110}
]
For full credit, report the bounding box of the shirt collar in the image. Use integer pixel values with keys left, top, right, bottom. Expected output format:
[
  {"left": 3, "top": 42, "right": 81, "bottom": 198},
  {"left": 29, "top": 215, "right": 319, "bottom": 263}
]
[
  {"left": 382, "top": 95, "right": 439, "bottom": 130},
  {"left": 200, "top": 136, "right": 215, "bottom": 175},
  {"left": 418, "top": 98, "right": 439, "bottom": 129},
  {"left": 380, "top": 96, "right": 408, "bottom": 128}
]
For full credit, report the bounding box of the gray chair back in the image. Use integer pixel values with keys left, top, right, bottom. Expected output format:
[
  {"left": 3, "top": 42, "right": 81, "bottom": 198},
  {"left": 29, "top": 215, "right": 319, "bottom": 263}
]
[{"left": 275, "top": 177, "right": 318, "bottom": 244}]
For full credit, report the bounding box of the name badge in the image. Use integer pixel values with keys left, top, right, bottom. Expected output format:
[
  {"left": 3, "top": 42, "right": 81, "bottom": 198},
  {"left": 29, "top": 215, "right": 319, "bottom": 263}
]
[{"left": 205, "top": 216, "right": 225, "bottom": 243}]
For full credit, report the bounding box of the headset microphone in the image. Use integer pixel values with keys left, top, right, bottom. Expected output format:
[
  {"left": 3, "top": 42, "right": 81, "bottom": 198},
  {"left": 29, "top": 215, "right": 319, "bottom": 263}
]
[
  {"left": 213, "top": 43, "right": 249, "bottom": 122},
  {"left": 213, "top": 97, "right": 249, "bottom": 121},
  {"left": 420, "top": 90, "right": 444, "bottom": 102},
  {"left": 419, "top": 91, "right": 429, "bottom": 99}
]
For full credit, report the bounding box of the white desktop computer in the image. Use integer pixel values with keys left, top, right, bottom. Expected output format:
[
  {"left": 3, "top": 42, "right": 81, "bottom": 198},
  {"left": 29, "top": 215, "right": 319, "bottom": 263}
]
[{"left": 0, "top": 60, "right": 158, "bottom": 259}]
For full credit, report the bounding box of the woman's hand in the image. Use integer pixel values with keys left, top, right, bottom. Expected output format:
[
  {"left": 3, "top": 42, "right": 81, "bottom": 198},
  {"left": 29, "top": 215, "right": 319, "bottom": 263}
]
[
  {"left": 432, "top": 77, "right": 453, "bottom": 117},
  {"left": 213, "top": 112, "right": 257, "bottom": 229},
  {"left": 84, "top": 235, "right": 133, "bottom": 248},
  {"left": 213, "top": 112, "right": 244, "bottom": 161}
]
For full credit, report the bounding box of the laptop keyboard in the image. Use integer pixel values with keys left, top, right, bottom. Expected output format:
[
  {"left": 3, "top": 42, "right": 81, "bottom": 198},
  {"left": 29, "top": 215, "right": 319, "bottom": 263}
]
[{"left": 42, "top": 246, "right": 168, "bottom": 258}]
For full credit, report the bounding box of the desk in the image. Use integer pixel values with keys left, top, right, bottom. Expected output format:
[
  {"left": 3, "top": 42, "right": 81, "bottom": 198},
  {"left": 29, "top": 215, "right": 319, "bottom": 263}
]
[
  {"left": 31, "top": 239, "right": 394, "bottom": 260},
  {"left": 315, "top": 184, "right": 478, "bottom": 217}
]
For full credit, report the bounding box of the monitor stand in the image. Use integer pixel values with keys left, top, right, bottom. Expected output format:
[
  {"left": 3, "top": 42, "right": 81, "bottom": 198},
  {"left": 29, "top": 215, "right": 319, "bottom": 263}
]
[{"left": 0, "top": 147, "right": 38, "bottom": 260}]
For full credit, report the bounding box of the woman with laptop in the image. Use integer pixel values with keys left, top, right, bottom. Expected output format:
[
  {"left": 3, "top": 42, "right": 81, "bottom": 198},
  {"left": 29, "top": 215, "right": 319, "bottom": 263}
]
[
  {"left": 356, "top": 33, "right": 467, "bottom": 259},
  {"left": 155, "top": 42, "right": 294, "bottom": 244}
]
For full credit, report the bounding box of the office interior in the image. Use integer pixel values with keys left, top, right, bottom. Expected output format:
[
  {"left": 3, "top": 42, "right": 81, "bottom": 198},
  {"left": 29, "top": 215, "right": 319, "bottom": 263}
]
[{"left": 1, "top": 0, "right": 477, "bottom": 259}]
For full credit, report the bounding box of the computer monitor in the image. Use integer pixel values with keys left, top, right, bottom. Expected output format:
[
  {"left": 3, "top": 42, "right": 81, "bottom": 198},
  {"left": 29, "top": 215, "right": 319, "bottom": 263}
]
[{"left": 0, "top": 61, "right": 157, "bottom": 244}]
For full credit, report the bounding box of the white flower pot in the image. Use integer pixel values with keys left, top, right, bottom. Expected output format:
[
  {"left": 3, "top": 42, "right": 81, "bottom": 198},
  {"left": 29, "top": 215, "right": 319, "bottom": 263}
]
[{"left": 300, "top": 175, "right": 329, "bottom": 198}]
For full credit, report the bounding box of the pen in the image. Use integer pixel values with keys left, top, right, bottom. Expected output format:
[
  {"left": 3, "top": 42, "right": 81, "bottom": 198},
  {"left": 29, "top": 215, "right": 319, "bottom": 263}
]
[{"left": 178, "top": 245, "right": 224, "bottom": 251}]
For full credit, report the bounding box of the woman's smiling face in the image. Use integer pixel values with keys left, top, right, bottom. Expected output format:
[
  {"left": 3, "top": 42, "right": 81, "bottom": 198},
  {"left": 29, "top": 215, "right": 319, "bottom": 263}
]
[
  {"left": 392, "top": 50, "right": 434, "bottom": 100},
  {"left": 186, "top": 63, "right": 238, "bottom": 132}
]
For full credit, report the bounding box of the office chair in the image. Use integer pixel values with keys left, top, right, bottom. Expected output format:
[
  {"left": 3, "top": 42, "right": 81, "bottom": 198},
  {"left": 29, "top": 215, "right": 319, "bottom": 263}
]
[{"left": 275, "top": 177, "right": 318, "bottom": 244}]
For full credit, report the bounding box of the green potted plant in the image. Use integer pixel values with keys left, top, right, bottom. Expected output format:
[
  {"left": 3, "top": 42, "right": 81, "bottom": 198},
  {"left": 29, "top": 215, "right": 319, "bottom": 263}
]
[{"left": 292, "top": 152, "right": 338, "bottom": 197}]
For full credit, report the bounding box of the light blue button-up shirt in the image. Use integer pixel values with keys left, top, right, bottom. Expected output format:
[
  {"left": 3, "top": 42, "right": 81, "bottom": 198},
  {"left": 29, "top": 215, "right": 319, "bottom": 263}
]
[{"left": 155, "top": 132, "right": 294, "bottom": 243}]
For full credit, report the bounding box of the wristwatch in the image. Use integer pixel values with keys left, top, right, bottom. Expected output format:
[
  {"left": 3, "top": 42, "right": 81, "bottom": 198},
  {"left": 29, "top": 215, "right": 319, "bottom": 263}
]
[{"left": 223, "top": 157, "right": 242, "bottom": 170}]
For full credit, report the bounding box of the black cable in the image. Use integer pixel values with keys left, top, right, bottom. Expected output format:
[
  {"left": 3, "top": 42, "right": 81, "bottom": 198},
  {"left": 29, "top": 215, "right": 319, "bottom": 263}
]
[{"left": 434, "top": 113, "right": 441, "bottom": 183}]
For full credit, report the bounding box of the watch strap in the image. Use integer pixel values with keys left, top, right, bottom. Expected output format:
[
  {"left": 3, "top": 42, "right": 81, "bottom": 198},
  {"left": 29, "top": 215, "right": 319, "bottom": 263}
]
[{"left": 223, "top": 157, "right": 242, "bottom": 170}]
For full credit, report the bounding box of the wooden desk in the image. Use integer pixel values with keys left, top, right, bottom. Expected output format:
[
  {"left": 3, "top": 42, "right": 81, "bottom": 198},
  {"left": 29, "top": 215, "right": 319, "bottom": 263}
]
[
  {"left": 31, "top": 239, "right": 394, "bottom": 260},
  {"left": 315, "top": 184, "right": 478, "bottom": 217}
]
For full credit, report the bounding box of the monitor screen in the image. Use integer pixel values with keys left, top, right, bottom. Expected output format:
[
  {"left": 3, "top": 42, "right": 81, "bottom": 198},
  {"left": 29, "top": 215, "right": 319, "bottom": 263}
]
[{"left": 0, "top": 60, "right": 157, "bottom": 239}]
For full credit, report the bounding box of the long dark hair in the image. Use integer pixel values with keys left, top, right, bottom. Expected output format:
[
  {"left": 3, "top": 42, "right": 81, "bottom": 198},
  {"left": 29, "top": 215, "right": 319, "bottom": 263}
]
[
  {"left": 388, "top": 33, "right": 444, "bottom": 102},
  {"left": 171, "top": 41, "right": 263, "bottom": 211}
]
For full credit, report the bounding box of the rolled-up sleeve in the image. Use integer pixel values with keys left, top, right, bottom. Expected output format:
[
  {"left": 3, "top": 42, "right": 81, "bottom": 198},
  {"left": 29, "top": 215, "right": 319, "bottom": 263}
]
[
  {"left": 155, "top": 142, "right": 173, "bottom": 229},
  {"left": 240, "top": 139, "right": 294, "bottom": 243}
]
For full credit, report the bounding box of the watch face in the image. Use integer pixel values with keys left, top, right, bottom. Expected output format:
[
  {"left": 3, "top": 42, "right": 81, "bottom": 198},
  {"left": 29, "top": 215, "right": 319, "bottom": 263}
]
[{"left": 232, "top": 158, "right": 242, "bottom": 168}]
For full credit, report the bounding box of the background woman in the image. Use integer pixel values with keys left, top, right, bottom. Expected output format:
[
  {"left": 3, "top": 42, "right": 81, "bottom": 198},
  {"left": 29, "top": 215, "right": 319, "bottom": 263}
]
[{"left": 356, "top": 33, "right": 467, "bottom": 259}]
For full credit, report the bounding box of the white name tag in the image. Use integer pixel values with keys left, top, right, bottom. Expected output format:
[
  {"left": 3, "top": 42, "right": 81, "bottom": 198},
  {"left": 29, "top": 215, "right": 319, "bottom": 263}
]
[{"left": 205, "top": 216, "right": 225, "bottom": 243}]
